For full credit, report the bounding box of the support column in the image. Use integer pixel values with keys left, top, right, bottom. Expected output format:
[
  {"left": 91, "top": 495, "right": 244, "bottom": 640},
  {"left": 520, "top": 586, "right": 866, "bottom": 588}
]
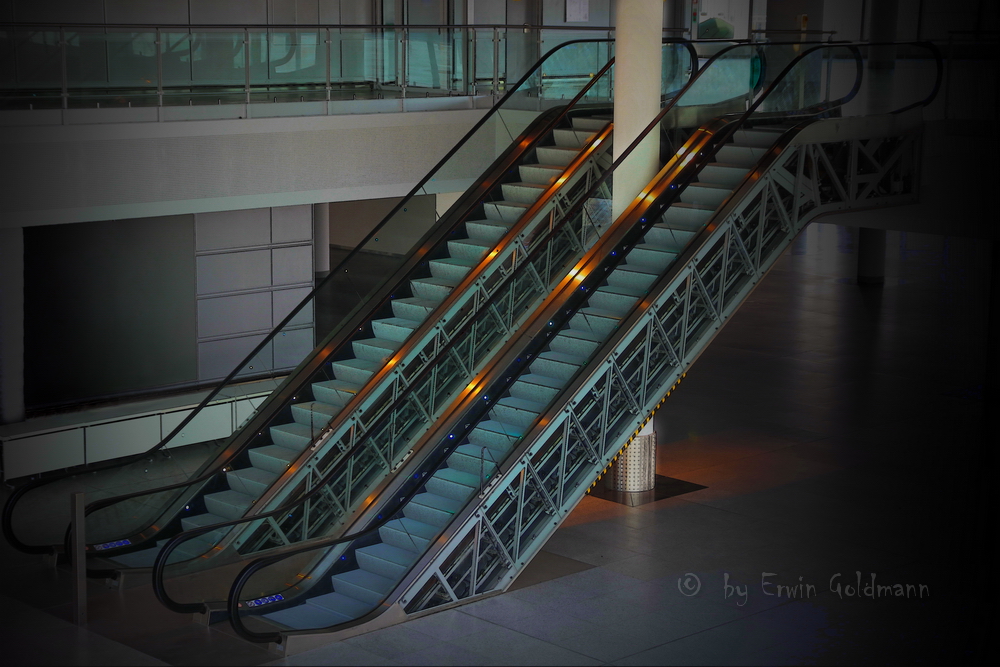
[
  {"left": 0, "top": 226, "right": 25, "bottom": 425},
  {"left": 612, "top": 0, "right": 663, "bottom": 220},
  {"left": 867, "top": 0, "right": 898, "bottom": 114},
  {"left": 857, "top": 227, "right": 886, "bottom": 285},
  {"left": 313, "top": 202, "right": 331, "bottom": 280},
  {"left": 606, "top": 420, "right": 657, "bottom": 493}
]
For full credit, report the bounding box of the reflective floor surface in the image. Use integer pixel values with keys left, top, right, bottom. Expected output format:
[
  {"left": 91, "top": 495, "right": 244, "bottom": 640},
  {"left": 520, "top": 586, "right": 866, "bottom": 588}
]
[{"left": 1, "top": 222, "right": 993, "bottom": 665}]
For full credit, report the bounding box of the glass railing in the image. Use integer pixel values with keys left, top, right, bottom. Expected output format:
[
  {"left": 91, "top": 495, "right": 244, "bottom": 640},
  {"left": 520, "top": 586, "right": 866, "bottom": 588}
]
[
  {"left": 224, "top": 40, "right": 906, "bottom": 642},
  {"left": 2, "top": 39, "right": 698, "bottom": 564},
  {"left": 0, "top": 24, "right": 629, "bottom": 111}
]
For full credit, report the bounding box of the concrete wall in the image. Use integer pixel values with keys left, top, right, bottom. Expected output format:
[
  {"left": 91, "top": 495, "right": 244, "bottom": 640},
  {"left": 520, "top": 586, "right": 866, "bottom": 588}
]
[{"left": 0, "top": 108, "right": 491, "bottom": 229}]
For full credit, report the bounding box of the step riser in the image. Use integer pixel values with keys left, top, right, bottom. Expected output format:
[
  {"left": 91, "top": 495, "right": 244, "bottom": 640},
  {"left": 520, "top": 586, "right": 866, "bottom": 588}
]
[
  {"left": 248, "top": 448, "right": 295, "bottom": 474},
  {"left": 356, "top": 552, "right": 411, "bottom": 580},
  {"left": 426, "top": 475, "right": 476, "bottom": 502},
  {"left": 226, "top": 474, "right": 271, "bottom": 497},
  {"left": 269, "top": 427, "right": 312, "bottom": 450},
  {"left": 352, "top": 340, "right": 399, "bottom": 363},
  {"left": 484, "top": 202, "right": 527, "bottom": 223},
  {"left": 531, "top": 356, "right": 584, "bottom": 381},
  {"left": 661, "top": 205, "right": 714, "bottom": 230},
  {"left": 371, "top": 319, "right": 418, "bottom": 343},
  {"left": 489, "top": 405, "right": 540, "bottom": 429},
  {"left": 501, "top": 183, "right": 545, "bottom": 205},
  {"left": 466, "top": 427, "right": 519, "bottom": 451},
  {"left": 331, "top": 363, "right": 376, "bottom": 386},
  {"left": 716, "top": 145, "right": 766, "bottom": 167},
  {"left": 588, "top": 290, "right": 639, "bottom": 314},
  {"left": 571, "top": 116, "right": 609, "bottom": 132},
  {"left": 680, "top": 186, "right": 730, "bottom": 208},
  {"left": 606, "top": 269, "right": 658, "bottom": 291},
  {"left": 447, "top": 239, "right": 490, "bottom": 262},
  {"left": 312, "top": 383, "right": 355, "bottom": 407},
  {"left": 535, "top": 146, "right": 577, "bottom": 166},
  {"left": 570, "top": 312, "right": 619, "bottom": 336},
  {"left": 403, "top": 501, "right": 455, "bottom": 528},
  {"left": 410, "top": 280, "right": 453, "bottom": 301},
  {"left": 698, "top": 165, "right": 748, "bottom": 188},
  {"left": 429, "top": 261, "right": 473, "bottom": 282},
  {"left": 509, "top": 381, "right": 562, "bottom": 405},
  {"left": 379, "top": 526, "right": 432, "bottom": 553},
  {"left": 446, "top": 451, "right": 498, "bottom": 477},
  {"left": 644, "top": 227, "right": 697, "bottom": 252},
  {"left": 466, "top": 220, "right": 513, "bottom": 242},
  {"left": 519, "top": 164, "right": 561, "bottom": 185},
  {"left": 553, "top": 128, "right": 594, "bottom": 148},
  {"left": 627, "top": 247, "right": 675, "bottom": 272},
  {"left": 330, "top": 577, "right": 385, "bottom": 607},
  {"left": 290, "top": 404, "right": 339, "bottom": 428},
  {"left": 390, "top": 300, "right": 435, "bottom": 322},
  {"left": 204, "top": 495, "right": 252, "bottom": 521}
]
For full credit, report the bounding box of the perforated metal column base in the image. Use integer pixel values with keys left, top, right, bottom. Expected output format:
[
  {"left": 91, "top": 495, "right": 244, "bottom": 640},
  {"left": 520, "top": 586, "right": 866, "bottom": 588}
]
[{"left": 606, "top": 433, "right": 657, "bottom": 492}]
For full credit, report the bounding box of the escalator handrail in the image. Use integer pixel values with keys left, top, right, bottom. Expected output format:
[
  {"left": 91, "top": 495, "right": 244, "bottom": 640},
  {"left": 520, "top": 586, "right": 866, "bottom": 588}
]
[
  {"left": 77, "top": 39, "right": 702, "bottom": 570},
  {"left": 222, "top": 39, "right": 802, "bottom": 644},
  {"left": 226, "top": 38, "right": 944, "bottom": 644},
  {"left": 149, "top": 54, "right": 635, "bottom": 612},
  {"left": 0, "top": 36, "right": 658, "bottom": 556}
]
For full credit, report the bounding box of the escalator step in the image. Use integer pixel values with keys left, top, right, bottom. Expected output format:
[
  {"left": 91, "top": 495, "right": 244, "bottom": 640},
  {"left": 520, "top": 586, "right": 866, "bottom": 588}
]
[
  {"left": 570, "top": 116, "right": 610, "bottom": 132},
  {"left": 644, "top": 224, "right": 698, "bottom": 252},
  {"left": 289, "top": 400, "right": 341, "bottom": 429},
  {"left": 679, "top": 182, "right": 732, "bottom": 209},
  {"left": 263, "top": 603, "right": 350, "bottom": 631},
  {"left": 465, "top": 218, "right": 516, "bottom": 243},
  {"left": 248, "top": 444, "right": 299, "bottom": 474},
  {"left": 661, "top": 203, "right": 715, "bottom": 230},
  {"left": 447, "top": 238, "right": 492, "bottom": 262},
  {"left": 626, "top": 244, "right": 678, "bottom": 272},
  {"left": 483, "top": 200, "right": 530, "bottom": 223},
  {"left": 531, "top": 351, "right": 588, "bottom": 381},
  {"left": 404, "top": 492, "right": 464, "bottom": 527},
  {"left": 356, "top": 543, "right": 419, "bottom": 580},
  {"left": 330, "top": 358, "right": 382, "bottom": 385},
  {"left": 605, "top": 264, "right": 660, "bottom": 291},
  {"left": 553, "top": 128, "right": 596, "bottom": 148},
  {"left": 447, "top": 444, "right": 506, "bottom": 476},
  {"left": 306, "top": 591, "right": 373, "bottom": 620},
  {"left": 699, "top": 162, "right": 751, "bottom": 188},
  {"left": 312, "top": 379, "right": 360, "bottom": 407},
  {"left": 269, "top": 422, "right": 316, "bottom": 450},
  {"left": 180, "top": 511, "right": 233, "bottom": 543},
  {"left": 331, "top": 569, "right": 395, "bottom": 607},
  {"left": 371, "top": 316, "right": 422, "bottom": 343},
  {"left": 588, "top": 285, "right": 644, "bottom": 314},
  {"left": 410, "top": 276, "right": 460, "bottom": 301},
  {"left": 226, "top": 467, "right": 279, "bottom": 496},
  {"left": 491, "top": 397, "right": 545, "bottom": 429},
  {"left": 569, "top": 307, "right": 622, "bottom": 336},
  {"left": 426, "top": 468, "right": 479, "bottom": 501},
  {"left": 535, "top": 145, "right": 579, "bottom": 167},
  {"left": 519, "top": 163, "right": 563, "bottom": 186},
  {"left": 509, "top": 372, "right": 566, "bottom": 404},
  {"left": 352, "top": 337, "right": 403, "bottom": 363},
  {"left": 467, "top": 419, "right": 524, "bottom": 450},
  {"left": 501, "top": 182, "right": 548, "bottom": 205},
  {"left": 379, "top": 518, "right": 438, "bottom": 553},
  {"left": 203, "top": 490, "right": 255, "bottom": 520},
  {"left": 428, "top": 257, "right": 477, "bottom": 282}
]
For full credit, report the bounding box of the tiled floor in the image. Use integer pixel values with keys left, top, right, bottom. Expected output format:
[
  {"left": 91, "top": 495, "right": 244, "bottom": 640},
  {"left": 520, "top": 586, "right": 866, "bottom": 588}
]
[{"left": 2, "top": 222, "right": 992, "bottom": 665}]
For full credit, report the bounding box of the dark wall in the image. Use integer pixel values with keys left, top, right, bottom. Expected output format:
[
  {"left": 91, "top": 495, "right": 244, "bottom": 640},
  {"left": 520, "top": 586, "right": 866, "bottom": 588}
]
[{"left": 24, "top": 215, "right": 197, "bottom": 409}]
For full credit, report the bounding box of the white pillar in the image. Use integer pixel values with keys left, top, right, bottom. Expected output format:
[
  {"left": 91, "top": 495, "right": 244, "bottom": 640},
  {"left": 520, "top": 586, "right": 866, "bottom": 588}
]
[
  {"left": 0, "top": 226, "right": 25, "bottom": 425},
  {"left": 612, "top": 0, "right": 663, "bottom": 220},
  {"left": 313, "top": 202, "right": 331, "bottom": 277}
]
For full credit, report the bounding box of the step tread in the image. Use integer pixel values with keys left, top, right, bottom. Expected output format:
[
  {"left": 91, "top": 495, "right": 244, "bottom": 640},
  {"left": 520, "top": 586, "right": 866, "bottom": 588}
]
[
  {"left": 357, "top": 542, "right": 420, "bottom": 567},
  {"left": 306, "top": 591, "right": 373, "bottom": 618},
  {"left": 180, "top": 512, "right": 230, "bottom": 531},
  {"left": 431, "top": 257, "right": 478, "bottom": 268},
  {"left": 410, "top": 492, "right": 464, "bottom": 514},
  {"left": 539, "top": 350, "right": 588, "bottom": 364},
  {"left": 228, "top": 467, "right": 279, "bottom": 484},
  {"left": 432, "top": 467, "right": 479, "bottom": 488},
  {"left": 330, "top": 357, "right": 383, "bottom": 371},
  {"left": 332, "top": 568, "right": 395, "bottom": 594},
  {"left": 383, "top": 517, "right": 439, "bottom": 540},
  {"left": 497, "top": 396, "right": 547, "bottom": 412},
  {"left": 514, "top": 373, "right": 567, "bottom": 389}
]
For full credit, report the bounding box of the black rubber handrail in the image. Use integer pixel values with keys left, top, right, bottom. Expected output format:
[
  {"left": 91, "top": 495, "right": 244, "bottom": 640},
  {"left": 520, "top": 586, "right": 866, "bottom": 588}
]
[
  {"left": 227, "top": 39, "right": 943, "bottom": 644},
  {"left": 77, "top": 40, "right": 693, "bottom": 572},
  {"left": 1, "top": 35, "right": 632, "bottom": 556},
  {"left": 221, "top": 39, "right": 780, "bottom": 643}
]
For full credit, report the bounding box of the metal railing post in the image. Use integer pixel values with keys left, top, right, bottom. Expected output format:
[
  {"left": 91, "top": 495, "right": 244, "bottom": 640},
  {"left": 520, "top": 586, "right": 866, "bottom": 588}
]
[
  {"left": 325, "top": 27, "right": 332, "bottom": 102},
  {"left": 71, "top": 492, "right": 87, "bottom": 625},
  {"left": 155, "top": 27, "right": 163, "bottom": 107},
  {"left": 59, "top": 27, "right": 68, "bottom": 110},
  {"left": 400, "top": 26, "right": 408, "bottom": 99},
  {"left": 244, "top": 27, "right": 251, "bottom": 106},
  {"left": 492, "top": 27, "right": 499, "bottom": 96}
]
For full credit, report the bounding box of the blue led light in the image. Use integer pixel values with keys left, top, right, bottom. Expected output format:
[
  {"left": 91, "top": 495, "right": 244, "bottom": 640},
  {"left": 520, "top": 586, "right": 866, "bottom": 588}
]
[
  {"left": 93, "top": 539, "right": 132, "bottom": 551},
  {"left": 246, "top": 593, "right": 285, "bottom": 608}
]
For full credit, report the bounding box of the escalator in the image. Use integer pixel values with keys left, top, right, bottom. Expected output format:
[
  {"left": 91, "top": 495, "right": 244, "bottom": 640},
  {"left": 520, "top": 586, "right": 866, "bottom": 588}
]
[
  {"left": 217, "top": 41, "right": 941, "bottom": 649},
  {"left": 2, "top": 39, "right": 702, "bottom": 582}
]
